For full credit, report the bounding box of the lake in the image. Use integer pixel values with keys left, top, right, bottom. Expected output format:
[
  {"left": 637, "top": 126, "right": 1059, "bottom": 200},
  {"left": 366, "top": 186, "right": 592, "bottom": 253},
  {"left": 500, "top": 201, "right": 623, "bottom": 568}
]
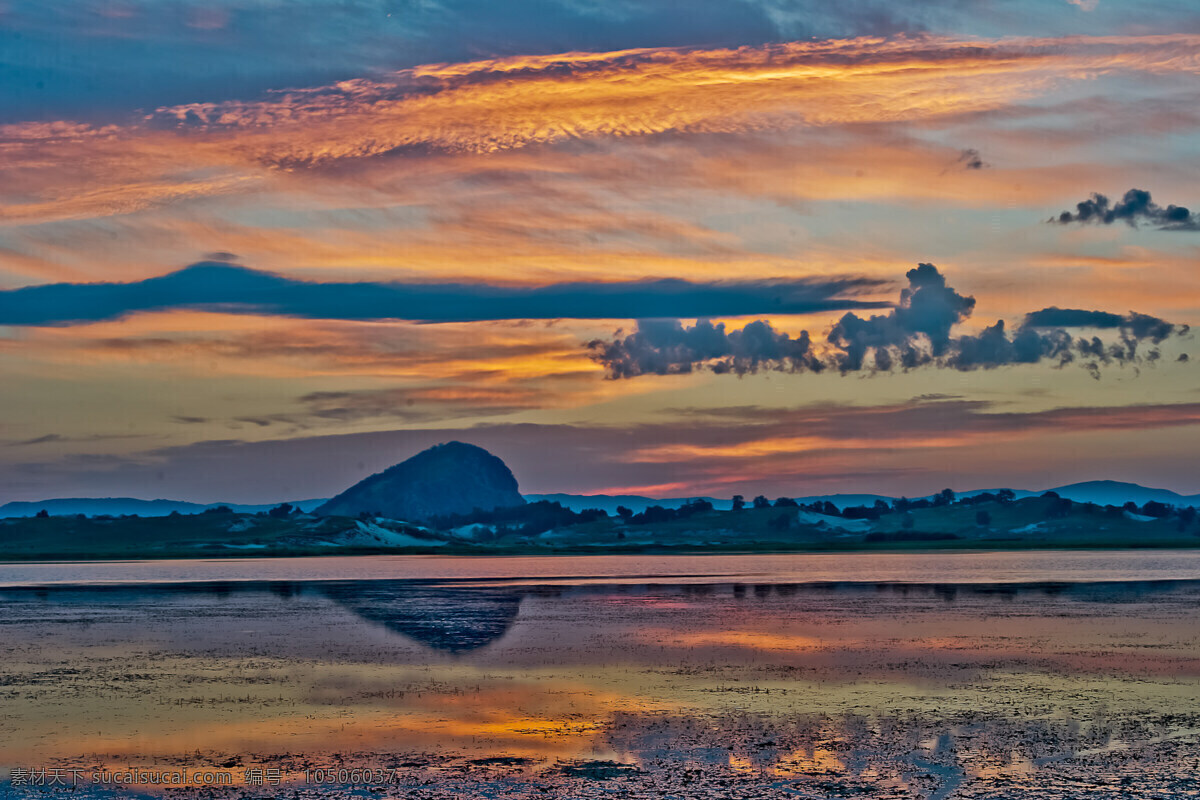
[{"left": 2, "top": 550, "right": 1199, "bottom": 798}]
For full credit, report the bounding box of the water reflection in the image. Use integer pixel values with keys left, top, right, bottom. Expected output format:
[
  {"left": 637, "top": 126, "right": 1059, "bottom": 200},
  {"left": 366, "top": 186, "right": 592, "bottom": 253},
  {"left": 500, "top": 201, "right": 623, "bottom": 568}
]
[
  {"left": 0, "top": 580, "right": 531, "bottom": 650},
  {"left": 1, "top": 574, "right": 1199, "bottom": 794},
  {"left": 2, "top": 577, "right": 1198, "bottom": 654},
  {"left": 318, "top": 582, "right": 524, "bottom": 652}
]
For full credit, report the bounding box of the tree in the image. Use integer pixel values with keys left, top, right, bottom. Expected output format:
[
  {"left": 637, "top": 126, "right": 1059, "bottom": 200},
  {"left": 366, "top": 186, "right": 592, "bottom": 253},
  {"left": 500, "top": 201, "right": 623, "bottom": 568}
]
[
  {"left": 976, "top": 510, "right": 991, "bottom": 527},
  {"left": 752, "top": 495, "right": 771, "bottom": 509},
  {"left": 773, "top": 497, "right": 799, "bottom": 508},
  {"left": 732, "top": 495, "right": 745, "bottom": 511},
  {"left": 996, "top": 489, "right": 1016, "bottom": 503},
  {"left": 933, "top": 488, "right": 956, "bottom": 507},
  {"left": 843, "top": 505, "right": 881, "bottom": 520},
  {"left": 269, "top": 503, "right": 295, "bottom": 519},
  {"left": 1047, "top": 496, "right": 1073, "bottom": 518},
  {"left": 616, "top": 506, "right": 633, "bottom": 522},
  {"left": 1140, "top": 501, "right": 1172, "bottom": 518},
  {"left": 35, "top": 509, "right": 49, "bottom": 518},
  {"left": 1177, "top": 506, "right": 1196, "bottom": 531}
]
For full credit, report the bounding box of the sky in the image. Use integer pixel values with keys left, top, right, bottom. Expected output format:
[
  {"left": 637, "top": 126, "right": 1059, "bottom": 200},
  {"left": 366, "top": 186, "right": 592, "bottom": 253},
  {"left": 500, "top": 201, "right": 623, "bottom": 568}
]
[{"left": 2, "top": 0, "right": 1200, "bottom": 503}]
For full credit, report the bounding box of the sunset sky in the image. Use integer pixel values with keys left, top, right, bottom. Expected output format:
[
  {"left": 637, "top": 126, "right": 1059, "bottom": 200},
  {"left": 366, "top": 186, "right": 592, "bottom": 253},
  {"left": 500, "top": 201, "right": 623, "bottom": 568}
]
[{"left": 2, "top": 0, "right": 1200, "bottom": 503}]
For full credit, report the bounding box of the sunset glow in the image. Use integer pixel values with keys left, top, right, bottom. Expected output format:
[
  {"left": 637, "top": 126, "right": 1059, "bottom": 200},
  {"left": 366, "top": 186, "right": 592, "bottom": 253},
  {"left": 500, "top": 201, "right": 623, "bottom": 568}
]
[{"left": 2, "top": 0, "right": 1199, "bottom": 502}]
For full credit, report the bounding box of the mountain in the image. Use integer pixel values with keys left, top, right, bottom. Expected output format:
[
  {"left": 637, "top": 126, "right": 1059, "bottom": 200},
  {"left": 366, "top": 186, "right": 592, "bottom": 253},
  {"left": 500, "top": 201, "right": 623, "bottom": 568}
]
[
  {"left": 1045, "top": 480, "right": 1200, "bottom": 507},
  {"left": 315, "top": 441, "right": 525, "bottom": 523},
  {"left": 0, "top": 497, "right": 326, "bottom": 519}
]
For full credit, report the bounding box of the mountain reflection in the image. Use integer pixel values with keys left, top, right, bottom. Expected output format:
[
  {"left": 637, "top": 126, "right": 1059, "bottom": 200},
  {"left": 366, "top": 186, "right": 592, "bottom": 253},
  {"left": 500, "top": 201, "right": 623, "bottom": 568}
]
[
  {"left": 1, "top": 577, "right": 1197, "bottom": 658},
  {"left": 0, "top": 579, "right": 527, "bottom": 653},
  {"left": 319, "top": 581, "right": 524, "bottom": 652}
]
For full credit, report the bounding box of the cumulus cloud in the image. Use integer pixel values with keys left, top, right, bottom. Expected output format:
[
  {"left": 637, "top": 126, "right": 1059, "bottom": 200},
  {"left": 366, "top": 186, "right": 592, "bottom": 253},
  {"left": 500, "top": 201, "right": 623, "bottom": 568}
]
[
  {"left": 827, "top": 263, "right": 975, "bottom": 371},
  {"left": 587, "top": 319, "right": 824, "bottom": 378},
  {"left": 0, "top": 261, "right": 888, "bottom": 326},
  {"left": 1052, "top": 188, "right": 1200, "bottom": 230},
  {"left": 591, "top": 263, "right": 1188, "bottom": 378}
]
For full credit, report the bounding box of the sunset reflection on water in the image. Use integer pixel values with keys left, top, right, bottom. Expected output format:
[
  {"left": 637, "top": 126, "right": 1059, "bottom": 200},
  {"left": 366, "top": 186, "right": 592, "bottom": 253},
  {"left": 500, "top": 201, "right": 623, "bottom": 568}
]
[{"left": 2, "top": 564, "right": 1200, "bottom": 796}]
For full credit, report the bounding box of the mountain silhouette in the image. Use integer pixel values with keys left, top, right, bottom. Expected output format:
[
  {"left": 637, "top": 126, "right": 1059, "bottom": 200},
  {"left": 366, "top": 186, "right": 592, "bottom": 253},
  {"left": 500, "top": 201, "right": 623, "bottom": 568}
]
[{"left": 315, "top": 441, "right": 525, "bottom": 523}]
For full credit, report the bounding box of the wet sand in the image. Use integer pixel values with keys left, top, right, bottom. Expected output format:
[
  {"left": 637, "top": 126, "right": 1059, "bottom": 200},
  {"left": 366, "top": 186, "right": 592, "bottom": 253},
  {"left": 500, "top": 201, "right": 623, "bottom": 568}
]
[{"left": 1, "top": 560, "right": 1199, "bottom": 798}]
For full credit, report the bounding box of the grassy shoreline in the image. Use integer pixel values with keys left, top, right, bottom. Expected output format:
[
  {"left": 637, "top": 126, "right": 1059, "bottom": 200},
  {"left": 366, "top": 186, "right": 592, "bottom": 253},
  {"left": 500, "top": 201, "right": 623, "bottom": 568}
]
[
  {"left": 3, "top": 492, "right": 1198, "bottom": 562},
  {"left": 3, "top": 537, "right": 1200, "bottom": 563}
]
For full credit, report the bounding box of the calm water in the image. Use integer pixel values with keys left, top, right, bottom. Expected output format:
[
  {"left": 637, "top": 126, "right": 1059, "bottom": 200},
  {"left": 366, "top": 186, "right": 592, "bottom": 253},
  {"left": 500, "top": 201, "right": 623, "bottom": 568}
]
[
  {"left": 2, "top": 551, "right": 1200, "bottom": 798},
  {"left": 4, "top": 548, "right": 1200, "bottom": 587}
]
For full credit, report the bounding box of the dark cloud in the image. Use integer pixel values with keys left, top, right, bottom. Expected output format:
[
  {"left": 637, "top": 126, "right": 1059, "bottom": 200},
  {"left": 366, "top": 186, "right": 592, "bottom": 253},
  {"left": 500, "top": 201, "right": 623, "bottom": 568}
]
[
  {"left": 294, "top": 388, "right": 533, "bottom": 426},
  {"left": 13, "top": 434, "right": 62, "bottom": 446},
  {"left": 1052, "top": 188, "right": 1200, "bottom": 230},
  {"left": 1023, "top": 307, "right": 1126, "bottom": 329},
  {"left": 0, "top": 262, "right": 888, "bottom": 327},
  {"left": 587, "top": 319, "right": 823, "bottom": 378},
  {"left": 911, "top": 393, "right": 962, "bottom": 402},
  {"left": 591, "top": 263, "right": 1188, "bottom": 378},
  {"left": 6, "top": 432, "right": 148, "bottom": 447},
  {"left": 958, "top": 148, "right": 986, "bottom": 169}
]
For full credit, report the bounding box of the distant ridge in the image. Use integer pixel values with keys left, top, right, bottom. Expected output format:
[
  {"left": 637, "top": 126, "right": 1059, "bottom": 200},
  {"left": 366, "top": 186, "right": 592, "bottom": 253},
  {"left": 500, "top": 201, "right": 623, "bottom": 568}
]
[
  {"left": 0, "top": 497, "right": 327, "bottom": 519},
  {"left": 5, "top": 480, "right": 1195, "bottom": 520},
  {"left": 525, "top": 493, "right": 899, "bottom": 515},
  {"left": 524, "top": 494, "right": 730, "bottom": 515},
  {"left": 1046, "top": 480, "right": 1200, "bottom": 507},
  {"left": 526, "top": 483, "right": 1196, "bottom": 514}
]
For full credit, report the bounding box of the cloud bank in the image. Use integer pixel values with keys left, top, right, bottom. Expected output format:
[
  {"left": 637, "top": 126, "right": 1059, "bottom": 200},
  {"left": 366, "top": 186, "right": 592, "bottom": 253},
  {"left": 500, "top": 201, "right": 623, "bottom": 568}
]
[
  {"left": 590, "top": 263, "right": 1188, "bottom": 378},
  {"left": 0, "top": 262, "right": 888, "bottom": 326}
]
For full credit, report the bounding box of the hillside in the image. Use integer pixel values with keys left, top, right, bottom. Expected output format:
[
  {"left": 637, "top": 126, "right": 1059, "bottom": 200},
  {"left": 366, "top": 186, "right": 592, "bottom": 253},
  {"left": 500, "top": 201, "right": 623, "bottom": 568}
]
[
  {"left": 0, "top": 508, "right": 446, "bottom": 560},
  {"left": 1, "top": 491, "right": 1197, "bottom": 561}
]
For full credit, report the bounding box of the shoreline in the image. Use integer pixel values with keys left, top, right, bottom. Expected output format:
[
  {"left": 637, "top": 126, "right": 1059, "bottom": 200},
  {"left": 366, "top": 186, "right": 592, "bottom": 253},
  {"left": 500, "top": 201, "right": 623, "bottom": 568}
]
[{"left": 3, "top": 538, "right": 1200, "bottom": 564}]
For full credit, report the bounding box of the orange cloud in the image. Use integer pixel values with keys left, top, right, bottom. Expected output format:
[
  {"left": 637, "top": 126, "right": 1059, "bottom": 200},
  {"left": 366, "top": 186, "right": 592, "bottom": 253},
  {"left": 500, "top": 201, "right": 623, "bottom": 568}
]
[
  {"left": 2, "top": 33, "right": 1199, "bottom": 232},
  {"left": 147, "top": 34, "right": 1200, "bottom": 163}
]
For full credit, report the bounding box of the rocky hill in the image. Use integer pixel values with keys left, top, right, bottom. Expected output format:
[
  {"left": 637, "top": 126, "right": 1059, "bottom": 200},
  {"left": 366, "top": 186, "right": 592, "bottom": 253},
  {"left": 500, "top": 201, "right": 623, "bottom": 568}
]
[{"left": 315, "top": 441, "right": 525, "bottom": 523}]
